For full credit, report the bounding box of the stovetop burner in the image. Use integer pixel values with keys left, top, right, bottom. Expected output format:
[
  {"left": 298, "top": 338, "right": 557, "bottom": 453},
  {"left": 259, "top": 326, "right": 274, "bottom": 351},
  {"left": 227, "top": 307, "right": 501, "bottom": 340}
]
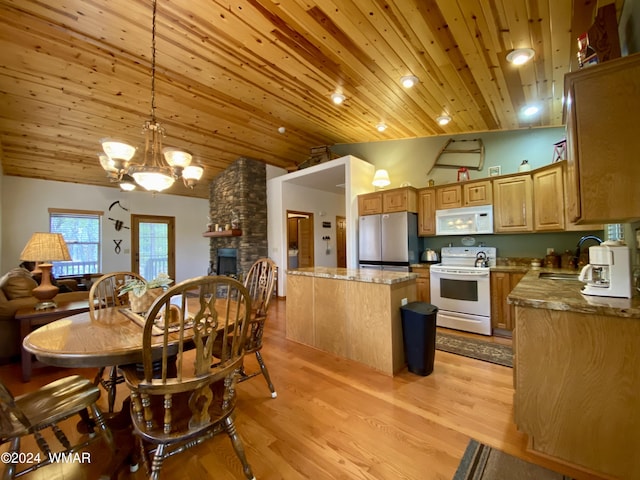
[{"left": 437, "top": 246, "right": 497, "bottom": 268}]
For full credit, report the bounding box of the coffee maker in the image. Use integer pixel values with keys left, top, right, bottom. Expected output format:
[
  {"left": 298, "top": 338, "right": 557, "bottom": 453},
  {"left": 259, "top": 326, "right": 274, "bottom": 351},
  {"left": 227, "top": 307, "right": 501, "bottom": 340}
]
[{"left": 578, "top": 242, "right": 633, "bottom": 298}]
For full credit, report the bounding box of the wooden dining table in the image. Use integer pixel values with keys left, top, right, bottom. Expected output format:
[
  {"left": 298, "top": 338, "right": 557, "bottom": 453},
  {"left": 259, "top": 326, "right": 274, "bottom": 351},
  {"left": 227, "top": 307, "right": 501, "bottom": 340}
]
[{"left": 22, "top": 306, "right": 194, "bottom": 369}]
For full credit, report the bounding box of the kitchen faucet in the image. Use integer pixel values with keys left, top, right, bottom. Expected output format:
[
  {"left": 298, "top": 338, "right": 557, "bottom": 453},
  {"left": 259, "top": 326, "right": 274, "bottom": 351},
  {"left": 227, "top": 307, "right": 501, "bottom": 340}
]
[{"left": 575, "top": 235, "right": 604, "bottom": 265}]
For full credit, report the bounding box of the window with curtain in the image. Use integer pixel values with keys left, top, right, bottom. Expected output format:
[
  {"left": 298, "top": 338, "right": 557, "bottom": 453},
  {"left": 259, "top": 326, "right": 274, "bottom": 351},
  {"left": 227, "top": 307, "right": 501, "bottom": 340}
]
[{"left": 49, "top": 209, "right": 102, "bottom": 277}]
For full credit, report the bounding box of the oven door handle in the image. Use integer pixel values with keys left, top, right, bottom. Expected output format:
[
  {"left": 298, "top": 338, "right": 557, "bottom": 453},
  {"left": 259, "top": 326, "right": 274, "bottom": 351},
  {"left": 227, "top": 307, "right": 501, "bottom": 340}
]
[{"left": 431, "top": 269, "right": 489, "bottom": 277}]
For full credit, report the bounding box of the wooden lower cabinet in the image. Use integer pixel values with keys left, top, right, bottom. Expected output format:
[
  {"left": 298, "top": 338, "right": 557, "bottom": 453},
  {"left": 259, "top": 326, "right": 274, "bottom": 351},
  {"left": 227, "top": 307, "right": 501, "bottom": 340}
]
[
  {"left": 514, "top": 306, "right": 640, "bottom": 479},
  {"left": 412, "top": 266, "right": 430, "bottom": 302},
  {"left": 490, "top": 271, "right": 525, "bottom": 334},
  {"left": 286, "top": 273, "right": 417, "bottom": 375}
]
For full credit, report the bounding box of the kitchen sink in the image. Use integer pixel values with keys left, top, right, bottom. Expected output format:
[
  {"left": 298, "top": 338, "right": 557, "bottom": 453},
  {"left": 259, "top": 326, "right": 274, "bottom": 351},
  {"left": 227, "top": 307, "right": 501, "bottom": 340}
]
[{"left": 538, "top": 272, "right": 580, "bottom": 281}]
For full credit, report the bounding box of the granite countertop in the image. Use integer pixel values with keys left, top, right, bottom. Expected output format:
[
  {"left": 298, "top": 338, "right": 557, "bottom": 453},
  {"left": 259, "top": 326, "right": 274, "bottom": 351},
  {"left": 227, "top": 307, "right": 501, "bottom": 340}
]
[
  {"left": 508, "top": 268, "right": 640, "bottom": 318},
  {"left": 490, "top": 265, "right": 530, "bottom": 273},
  {"left": 287, "top": 267, "right": 418, "bottom": 285}
]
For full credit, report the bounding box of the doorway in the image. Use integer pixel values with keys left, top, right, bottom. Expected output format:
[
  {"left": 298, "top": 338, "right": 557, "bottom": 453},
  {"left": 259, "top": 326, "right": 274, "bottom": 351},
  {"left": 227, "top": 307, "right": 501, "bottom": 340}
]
[
  {"left": 287, "top": 211, "right": 314, "bottom": 269},
  {"left": 336, "top": 215, "right": 347, "bottom": 268},
  {"left": 131, "top": 214, "right": 176, "bottom": 281}
]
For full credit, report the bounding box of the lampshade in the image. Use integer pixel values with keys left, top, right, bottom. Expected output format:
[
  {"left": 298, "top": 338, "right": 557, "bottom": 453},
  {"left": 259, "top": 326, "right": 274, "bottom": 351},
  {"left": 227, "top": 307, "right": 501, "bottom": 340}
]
[
  {"left": 372, "top": 169, "right": 391, "bottom": 187},
  {"left": 130, "top": 166, "right": 176, "bottom": 192},
  {"left": 100, "top": 138, "right": 137, "bottom": 161},
  {"left": 20, "top": 233, "right": 71, "bottom": 262},
  {"left": 20, "top": 233, "right": 71, "bottom": 310},
  {"left": 163, "top": 148, "right": 193, "bottom": 168}
]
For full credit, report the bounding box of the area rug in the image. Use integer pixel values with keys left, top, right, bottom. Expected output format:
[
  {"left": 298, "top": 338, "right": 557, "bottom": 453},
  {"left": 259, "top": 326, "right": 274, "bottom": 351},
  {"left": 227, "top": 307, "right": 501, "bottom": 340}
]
[
  {"left": 454, "top": 439, "right": 573, "bottom": 480},
  {"left": 436, "top": 332, "right": 513, "bottom": 367}
]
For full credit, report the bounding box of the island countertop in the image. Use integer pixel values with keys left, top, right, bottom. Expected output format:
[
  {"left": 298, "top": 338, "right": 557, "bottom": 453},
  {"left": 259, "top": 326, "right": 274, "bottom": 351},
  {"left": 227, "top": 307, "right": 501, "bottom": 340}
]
[
  {"left": 508, "top": 268, "right": 640, "bottom": 318},
  {"left": 287, "top": 267, "right": 417, "bottom": 285}
]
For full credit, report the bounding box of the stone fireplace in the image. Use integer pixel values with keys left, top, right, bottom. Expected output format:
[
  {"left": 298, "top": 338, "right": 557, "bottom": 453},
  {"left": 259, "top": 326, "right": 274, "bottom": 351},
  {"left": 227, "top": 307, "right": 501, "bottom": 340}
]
[{"left": 208, "top": 158, "right": 267, "bottom": 281}]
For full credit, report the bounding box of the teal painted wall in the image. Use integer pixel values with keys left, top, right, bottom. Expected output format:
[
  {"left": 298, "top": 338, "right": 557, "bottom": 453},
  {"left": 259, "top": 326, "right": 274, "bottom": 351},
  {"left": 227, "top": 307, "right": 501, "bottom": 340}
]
[
  {"left": 419, "top": 231, "right": 604, "bottom": 260},
  {"left": 331, "top": 127, "right": 565, "bottom": 190}
]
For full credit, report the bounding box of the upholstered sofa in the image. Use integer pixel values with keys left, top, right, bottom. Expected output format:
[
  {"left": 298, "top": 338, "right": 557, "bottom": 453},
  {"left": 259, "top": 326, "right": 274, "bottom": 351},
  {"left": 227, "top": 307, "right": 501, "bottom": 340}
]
[{"left": 0, "top": 267, "right": 88, "bottom": 364}]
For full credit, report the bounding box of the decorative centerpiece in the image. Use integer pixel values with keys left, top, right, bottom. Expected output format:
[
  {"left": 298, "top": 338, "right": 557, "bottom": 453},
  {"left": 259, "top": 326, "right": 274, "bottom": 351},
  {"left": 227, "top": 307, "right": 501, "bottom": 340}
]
[{"left": 119, "top": 273, "right": 173, "bottom": 313}]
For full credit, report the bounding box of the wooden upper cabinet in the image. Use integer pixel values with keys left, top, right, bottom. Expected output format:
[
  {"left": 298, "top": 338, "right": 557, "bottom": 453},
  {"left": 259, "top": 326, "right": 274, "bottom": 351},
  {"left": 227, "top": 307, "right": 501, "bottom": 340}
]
[
  {"left": 533, "top": 164, "right": 564, "bottom": 231},
  {"left": 463, "top": 180, "right": 492, "bottom": 206},
  {"left": 564, "top": 53, "right": 640, "bottom": 223},
  {"left": 358, "top": 192, "right": 383, "bottom": 215},
  {"left": 358, "top": 188, "right": 417, "bottom": 215},
  {"left": 435, "top": 185, "right": 462, "bottom": 210},
  {"left": 417, "top": 188, "right": 436, "bottom": 236},
  {"left": 493, "top": 174, "right": 533, "bottom": 232},
  {"left": 383, "top": 187, "right": 417, "bottom": 213}
]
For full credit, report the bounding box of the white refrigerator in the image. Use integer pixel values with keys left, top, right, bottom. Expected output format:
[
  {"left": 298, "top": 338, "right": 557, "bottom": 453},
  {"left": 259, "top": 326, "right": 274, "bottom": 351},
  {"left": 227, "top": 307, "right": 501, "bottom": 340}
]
[{"left": 358, "top": 212, "right": 419, "bottom": 271}]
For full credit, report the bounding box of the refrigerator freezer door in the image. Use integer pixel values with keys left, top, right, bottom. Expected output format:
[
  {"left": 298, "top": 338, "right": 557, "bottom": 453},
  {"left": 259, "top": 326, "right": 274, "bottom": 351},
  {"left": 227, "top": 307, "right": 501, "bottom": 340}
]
[
  {"left": 358, "top": 215, "right": 381, "bottom": 263},
  {"left": 381, "top": 212, "right": 418, "bottom": 263}
]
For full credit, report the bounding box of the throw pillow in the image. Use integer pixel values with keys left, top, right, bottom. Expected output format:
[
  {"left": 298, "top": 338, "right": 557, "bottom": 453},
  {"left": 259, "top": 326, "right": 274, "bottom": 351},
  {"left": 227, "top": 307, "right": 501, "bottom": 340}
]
[{"left": 0, "top": 268, "right": 37, "bottom": 300}]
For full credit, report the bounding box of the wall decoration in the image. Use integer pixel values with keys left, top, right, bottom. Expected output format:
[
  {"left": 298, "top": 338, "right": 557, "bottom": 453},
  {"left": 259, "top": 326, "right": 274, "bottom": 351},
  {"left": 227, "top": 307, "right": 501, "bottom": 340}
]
[
  {"left": 114, "top": 239, "right": 123, "bottom": 254},
  {"left": 488, "top": 166, "right": 501, "bottom": 177},
  {"left": 553, "top": 139, "right": 567, "bottom": 163},
  {"left": 322, "top": 221, "right": 331, "bottom": 228}
]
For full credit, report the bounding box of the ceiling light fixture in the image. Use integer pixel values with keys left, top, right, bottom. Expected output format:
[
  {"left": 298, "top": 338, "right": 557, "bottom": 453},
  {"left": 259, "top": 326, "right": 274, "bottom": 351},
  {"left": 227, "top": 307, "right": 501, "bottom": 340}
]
[
  {"left": 436, "top": 115, "right": 452, "bottom": 126},
  {"left": 376, "top": 123, "right": 387, "bottom": 132},
  {"left": 506, "top": 48, "right": 535, "bottom": 65},
  {"left": 331, "top": 93, "right": 345, "bottom": 105},
  {"left": 98, "top": 0, "right": 203, "bottom": 192},
  {"left": 400, "top": 75, "right": 419, "bottom": 88},
  {"left": 521, "top": 104, "right": 541, "bottom": 117}
]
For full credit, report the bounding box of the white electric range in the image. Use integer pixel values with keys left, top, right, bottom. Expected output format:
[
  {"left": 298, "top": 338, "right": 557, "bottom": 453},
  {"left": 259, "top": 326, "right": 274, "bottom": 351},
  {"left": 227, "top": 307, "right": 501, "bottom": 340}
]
[{"left": 430, "top": 246, "right": 496, "bottom": 335}]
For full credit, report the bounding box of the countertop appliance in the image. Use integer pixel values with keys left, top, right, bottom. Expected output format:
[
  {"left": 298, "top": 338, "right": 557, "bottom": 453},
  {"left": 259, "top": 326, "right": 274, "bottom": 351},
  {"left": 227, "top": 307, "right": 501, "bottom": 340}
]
[
  {"left": 421, "top": 249, "right": 439, "bottom": 262},
  {"left": 430, "top": 246, "right": 496, "bottom": 335},
  {"left": 435, "top": 205, "right": 493, "bottom": 236},
  {"left": 358, "top": 212, "right": 419, "bottom": 272},
  {"left": 579, "top": 242, "right": 632, "bottom": 298}
]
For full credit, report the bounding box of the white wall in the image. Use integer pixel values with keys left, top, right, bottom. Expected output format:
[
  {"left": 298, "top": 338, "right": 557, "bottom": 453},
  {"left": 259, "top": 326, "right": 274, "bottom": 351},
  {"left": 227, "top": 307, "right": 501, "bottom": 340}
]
[
  {"left": 283, "top": 183, "right": 345, "bottom": 267},
  {"left": 267, "top": 155, "right": 374, "bottom": 296},
  {"left": 1, "top": 176, "right": 209, "bottom": 282}
]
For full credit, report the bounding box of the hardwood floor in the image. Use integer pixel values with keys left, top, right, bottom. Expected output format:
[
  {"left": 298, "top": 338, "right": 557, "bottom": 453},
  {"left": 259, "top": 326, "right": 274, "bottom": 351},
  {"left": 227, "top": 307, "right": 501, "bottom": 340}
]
[{"left": 1, "top": 298, "right": 607, "bottom": 480}]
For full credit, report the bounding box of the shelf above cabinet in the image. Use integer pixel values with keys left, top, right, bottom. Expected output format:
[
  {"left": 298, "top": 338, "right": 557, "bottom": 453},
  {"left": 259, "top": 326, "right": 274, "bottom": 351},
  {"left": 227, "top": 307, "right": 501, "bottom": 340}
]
[{"left": 202, "top": 229, "right": 242, "bottom": 237}]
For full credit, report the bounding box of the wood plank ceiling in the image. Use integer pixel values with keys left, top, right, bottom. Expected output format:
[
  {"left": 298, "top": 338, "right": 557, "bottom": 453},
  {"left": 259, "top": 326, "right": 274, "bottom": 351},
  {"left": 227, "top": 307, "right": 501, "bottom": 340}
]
[{"left": 0, "top": 0, "right": 623, "bottom": 198}]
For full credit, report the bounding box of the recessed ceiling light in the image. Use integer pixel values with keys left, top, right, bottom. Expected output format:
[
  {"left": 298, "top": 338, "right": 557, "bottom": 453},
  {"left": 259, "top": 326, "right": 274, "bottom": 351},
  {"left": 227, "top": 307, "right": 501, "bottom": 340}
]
[
  {"left": 506, "top": 48, "right": 535, "bottom": 65},
  {"left": 400, "top": 75, "right": 419, "bottom": 88},
  {"left": 376, "top": 123, "right": 387, "bottom": 132},
  {"left": 521, "top": 104, "right": 540, "bottom": 117},
  {"left": 436, "top": 115, "right": 451, "bottom": 126},
  {"left": 331, "top": 93, "right": 345, "bottom": 105}
]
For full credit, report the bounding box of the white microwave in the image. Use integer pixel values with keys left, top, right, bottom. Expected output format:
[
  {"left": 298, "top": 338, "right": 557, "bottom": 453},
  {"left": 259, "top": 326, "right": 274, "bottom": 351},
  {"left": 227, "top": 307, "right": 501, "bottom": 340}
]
[{"left": 435, "top": 205, "right": 494, "bottom": 236}]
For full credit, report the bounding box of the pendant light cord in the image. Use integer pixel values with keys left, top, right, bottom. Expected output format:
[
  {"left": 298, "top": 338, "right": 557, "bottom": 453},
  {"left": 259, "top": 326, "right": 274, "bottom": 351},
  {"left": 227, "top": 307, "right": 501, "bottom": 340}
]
[{"left": 150, "top": 0, "right": 157, "bottom": 123}]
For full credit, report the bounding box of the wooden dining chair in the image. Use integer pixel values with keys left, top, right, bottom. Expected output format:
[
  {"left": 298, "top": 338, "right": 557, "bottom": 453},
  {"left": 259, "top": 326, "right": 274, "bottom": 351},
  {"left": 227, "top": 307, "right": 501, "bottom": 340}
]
[
  {"left": 119, "top": 275, "right": 255, "bottom": 480},
  {"left": 239, "top": 257, "right": 278, "bottom": 398},
  {"left": 0, "top": 375, "right": 114, "bottom": 479},
  {"left": 89, "top": 271, "right": 146, "bottom": 412}
]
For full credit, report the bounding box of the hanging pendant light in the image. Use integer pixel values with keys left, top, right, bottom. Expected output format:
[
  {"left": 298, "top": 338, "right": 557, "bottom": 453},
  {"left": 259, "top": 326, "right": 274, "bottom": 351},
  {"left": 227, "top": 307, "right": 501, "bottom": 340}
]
[{"left": 98, "top": 0, "right": 203, "bottom": 192}]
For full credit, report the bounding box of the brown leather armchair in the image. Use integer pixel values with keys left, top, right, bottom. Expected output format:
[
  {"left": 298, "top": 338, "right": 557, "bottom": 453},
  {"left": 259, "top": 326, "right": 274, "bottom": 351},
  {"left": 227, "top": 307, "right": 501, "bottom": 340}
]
[{"left": 0, "top": 268, "right": 88, "bottom": 364}]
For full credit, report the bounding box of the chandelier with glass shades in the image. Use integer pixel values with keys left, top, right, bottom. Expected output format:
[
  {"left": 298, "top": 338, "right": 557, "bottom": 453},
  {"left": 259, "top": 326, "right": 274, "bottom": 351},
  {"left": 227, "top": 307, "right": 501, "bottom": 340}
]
[{"left": 98, "top": 0, "right": 203, "bottom": 193}]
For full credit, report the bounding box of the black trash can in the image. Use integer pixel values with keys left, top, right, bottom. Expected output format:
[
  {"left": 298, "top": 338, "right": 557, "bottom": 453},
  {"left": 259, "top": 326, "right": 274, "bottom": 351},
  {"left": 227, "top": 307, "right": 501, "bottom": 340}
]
[{"left": 400, "top": 302, "right": 438, "bottom": 376}]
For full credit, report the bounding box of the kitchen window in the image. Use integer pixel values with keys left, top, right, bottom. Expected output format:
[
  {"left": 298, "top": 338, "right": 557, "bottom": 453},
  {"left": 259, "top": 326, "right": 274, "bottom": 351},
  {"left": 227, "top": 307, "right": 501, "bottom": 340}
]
[{"left": 49, "top": 208, "right": 102, "bottom": 276}]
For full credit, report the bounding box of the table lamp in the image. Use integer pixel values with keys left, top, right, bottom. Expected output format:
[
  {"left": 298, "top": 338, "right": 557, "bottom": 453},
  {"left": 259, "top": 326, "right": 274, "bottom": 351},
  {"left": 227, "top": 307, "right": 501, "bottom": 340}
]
[{"left": 20, "top": 232, "right": 71, "bottom": 310}]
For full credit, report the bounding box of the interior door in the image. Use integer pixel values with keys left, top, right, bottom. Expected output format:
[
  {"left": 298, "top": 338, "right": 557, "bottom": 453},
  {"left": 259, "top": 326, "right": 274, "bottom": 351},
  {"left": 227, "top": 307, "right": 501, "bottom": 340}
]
[
  {"left": 297, "top": 216, "right": 314, "bottom": 268},
  {"left": 131, "top": 214, "right": 176, "bottom": 281}
]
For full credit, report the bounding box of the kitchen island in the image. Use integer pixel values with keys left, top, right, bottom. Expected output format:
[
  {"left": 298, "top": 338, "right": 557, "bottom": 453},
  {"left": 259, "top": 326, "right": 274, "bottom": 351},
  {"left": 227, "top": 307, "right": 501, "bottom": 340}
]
[
  {"left": 508, "top": 269, "right": 640, "bottom": 479},
  {"left": 286, "top": 267, "right": 417, "bottom": 375}
]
